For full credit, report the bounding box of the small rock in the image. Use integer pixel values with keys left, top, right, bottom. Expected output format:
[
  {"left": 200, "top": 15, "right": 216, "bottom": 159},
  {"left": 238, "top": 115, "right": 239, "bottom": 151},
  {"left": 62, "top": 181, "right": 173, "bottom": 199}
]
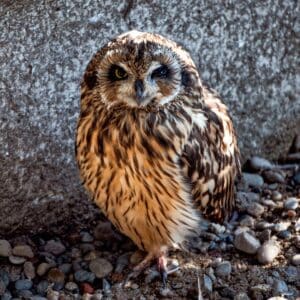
[
  {"left": 202, "top": 274, "right": 213, "bottom": 292},
  {"left": 291, "top": 254, "right": 300, "bottom": 265},
  {"left": 283, "top": 266, "right": 299, "bottom": 283},
  {"left": 0, "top": 240, "right": 12, "bottom": 257},
  {"left": 102, "top": 278, "right": 111, "bottom": 294},
  {"left": 293, "top": 171, "right": 300, "bottom": 184},
  {"left": 44, "top": 240, "right": 66, "bottom": 256},
  {"left": 234, "top": 231, "right": 261, "bottom": 254},
  {"left": 89, "top": 258, "right": 113, "bottom": 278},
  {"left": 272, "top": 191, "right": 282, "bottom": 201},
  {"left": 144, "top": 269, "right": 160, "bottom": 284},
  {"left": 81, "top": 282, "right": 94, "bottom": 294},
  {"left": 15, "top": 279, "right": 33, "bottom": 290},
  {"left": 215, "top": 261, "right": 232, "bottom": 277},
  {"left": 24, "top": 261, "right": 35, "bottom": 279},
  {"left": 159, "top": 287, "right": 175, "bottom": 297},
  {"left": 263, "top": 170, "right": 285, "bottom": 184},
  {"left": 277, "top": 230, "right": 292, "bottom": 240},
  {"left": 261, "top": 199, "right": 277, "bottom": 207},
  {"left": 234, "top": 292, "right": 250, "bottom": 300},
  {"left": 257, "top": 229, "right": 271, "bottom": 243},
  {"left": 0, "top": 280, "right": 6, "bottom": 296},
  {"left": 65, "top": 282, "right": 79, "bottom": 294},
  {"left": 47, "top": 268, "right": 65, "bottom": 284},
  {"left": 83, "top": 251, "right": 97, "bottom": 261},
  {"left": 17, "top": 289, "right": 33, "bottom": 298},
  {"left": 256, "top": 221, "right": 275, "bottom": 230},
  {"left": 115, "top": 252, "right": 130, "bottom": 273},
  {"left": 243, "top": 173, "right": 264, "bottom": 188},
  {"left": 74, "top": 270, "right": 95, "bottom": 283},
  {"left": 249, "top": 156, "right": 273, "bottom": 171},
  {"left": 0, "top": 270, "right": 10, "bottom": 287},
  {"left": 251, "top": 284, "right": 271, "bottom": 292},
  {"left": 1, "top": 291, "right": 12, "bottom": 300},
  {"left": 9, "top": 255, "right": 26, "bottom": 264},
  {"left": 47, "top": 288, "right": 60, "bottom": 300},
  {"left": 131, "top": 283, "right": 139, "bottom": 290},
  {"left": 272, "top": 279, "right": 288, "bottom": 295},
  {"left": 80, "top": 232, "right": 94, "bottom": 243},
  {"left": 286, "top": 210, "right": 296, "bottom": 218},
  {"left": 284, "top": 197, "right": 299, "bottom": 210},
  {"left": 31, "top": 296, "right": 48, "bottom": 300},
  {"left": 206, "top": 267, "right": 216, "bottom": 282},
  {"left": 36, "top": 280, "right": 49, "bottom": 296},
  {"left": 240, "top": 215, "right": 255, "bottom": 228},
  {"left": 12, "top": 245, "right": 34, "bottom": 258},
  {"left": 273, "top": 221, "right": 290, "bottom": 232},
  {"left": 247, "top": 202, "right": 264, "bottom": 217},
  {"left": 37, "top": 263, "right": 51, "bottom": 276},
  {"left": 59, "top": 263, "right": 72, "bottom": 274},
  {"left": 257, "top": 240, "right": 280, "bottom": 264},
  {"left": 94, "top": 221, "right": 119, "bottom": 241},
  {"left": 267, "top": 297, "right": 288, "bottom": 300},
  {"left": 209, "top": 223, "right": 226, "bottom": 234}
]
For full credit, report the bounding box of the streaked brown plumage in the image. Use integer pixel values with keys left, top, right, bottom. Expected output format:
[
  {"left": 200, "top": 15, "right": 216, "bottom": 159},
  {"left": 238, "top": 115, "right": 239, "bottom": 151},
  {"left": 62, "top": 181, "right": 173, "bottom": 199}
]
[{"left": 76, "top": 31, "right": 240, "bottom": 278}]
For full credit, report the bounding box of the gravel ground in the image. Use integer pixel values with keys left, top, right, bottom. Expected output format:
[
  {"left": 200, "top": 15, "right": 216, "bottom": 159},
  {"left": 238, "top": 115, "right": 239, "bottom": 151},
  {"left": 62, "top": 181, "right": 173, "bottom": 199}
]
[{"left": 0, "top": 137, "right": 299, "bottom": 300}]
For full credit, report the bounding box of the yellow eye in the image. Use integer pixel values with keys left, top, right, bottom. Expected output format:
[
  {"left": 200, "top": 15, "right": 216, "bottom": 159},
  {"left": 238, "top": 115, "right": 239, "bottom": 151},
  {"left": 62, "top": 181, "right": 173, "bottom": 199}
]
[{"left": 114, "top": 67, "right": 127, "bottom": 79}]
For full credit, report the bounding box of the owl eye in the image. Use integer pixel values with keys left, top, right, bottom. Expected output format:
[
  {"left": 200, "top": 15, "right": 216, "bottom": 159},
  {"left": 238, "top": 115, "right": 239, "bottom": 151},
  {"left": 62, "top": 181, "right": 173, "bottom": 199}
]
[
  {"left": 109, "top": 65, "right": 128, "bottom": 81},
  {"left": 151, "top": 65, "right": 170, "bottom": 79}
]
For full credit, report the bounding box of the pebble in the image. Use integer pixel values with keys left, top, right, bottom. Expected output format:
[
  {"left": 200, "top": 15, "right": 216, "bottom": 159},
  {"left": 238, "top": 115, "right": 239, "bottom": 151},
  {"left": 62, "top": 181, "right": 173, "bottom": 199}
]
[
  {"left": 44, "top": 240, "right": 66, "bottom": 256},
  {"left": 15, "top": 279, "right": 33, "bottom": 290},
  {"left": 0, "top": 280, "right": 5, "bottom": 296},
  {"left": 1, "top": 292, "right": 12, "bottom": 300},
  {"left": 263, "top": 170, "right": 285, "bottom": 184},
  {"left": 257, "top": 240, "right": 280, "bottom": 264},
  {"left": 283, "top": 266, "right": 299, "bottom": 283},
  {"left": 258, "top": 229, "right": 271, "bottom": 242},
  {"left": 9, "top": 255, "right": 26, "bottom": 264},
  {"left": 209, "top": 223, "right": 226, "bottom": 234},
  {"left": 273, "top": 222, "right": 290, "bottom": 232},
  {"left": 261, "top": 199, "right": 277, "bottom": 207},
  {"left": 89, "top": 258, "right": 113, "bottom": 278},
  {"left": 37, "top": 263, "right": 51, "bottom": 276},
  {"left": 102, "top": 278, "right": 111, "bottom": 294},
  {"left": 215, "top": 261, "right": 232, "bottom": 277},
  {"left": 59, "top": 263, "right": 72, "bottom": 274},
  {"left": 144, "top": 269, "right": 160, "bottom": 284},
  {"left": 159, "top": 287, "right": 175, "bottom": 297},
  {"left": 115, "top": 252, "right": 130, "bottom": 273},
  {"left": 256, "top": 221, "right": 275, "bottom": 230},
  {"left": 0, "top": 270, "right": 10, "bottom": 287},
  {"left": 202, "top": 274, "right": 213, "bottom": 292},
  {"left": 242, "top": 173, "right": 264, "bottom": 188},
  {"left": 12, "top": 245, "right": 34, "bottom": 258},
  {"left": 249, "top": 156, "right": 273, "bottom": 171},
  {"left": 31, "top": 297, "right": 48, "bottom": 300},
  {"left": 293, "top": 170, "right": 300, "bottom": 184},
  {"left": 277, "top": 230, "right": 292, "bottom": 240},
  {"left": 81, "top": 282, "right": 94, "bottom": 294},
  {"left": 283, "top": 197, "right": 299, "bottom": 210},
  {"left": 47, "top": 288, "right": 60, "bottom": 300},
  {"left": 80, "top": 232, "right": 94, "bottom": 243},
  {"left": 65, "top": 282, "right": 79, "bottom": 294},
  {"left": 272, "top": 191, "right": 283, "bottom": 201},
  {"left": 234, "top": 231, "right": 261, "bottom": 254},
  {"left": 272, "top": 279, "right": 289, "bottom": 295},
  {"left": 36, "top": 280, "right": 49, "bottom": 296},
  {"left": 234, "top": 292, "right": 250, "bottom": 300},
  {"left": 74, "top": 270, "right": 95, "bottom": 283},
  {"left": 93, "top": 221, "right": 118, "bottom": 241},
  {"left": 247, "top": 202, "right": 265, "bottom": 217},
  {"left": 0, "top": 240, "right": 12, "bottom": 257},
  {"left": 24, "top": 261, "right": 35, "bottom": 279},
  {"left": 47, "top": 268, "right": 65, "bottom": 284},
  {"left": 291, "top": 254, "right": 300, "bottom": 265}
]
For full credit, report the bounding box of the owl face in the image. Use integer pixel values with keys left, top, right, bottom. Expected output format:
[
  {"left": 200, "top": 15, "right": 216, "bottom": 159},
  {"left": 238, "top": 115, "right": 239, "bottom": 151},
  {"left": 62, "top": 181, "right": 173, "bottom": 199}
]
[{"left": 84, "top": 31, "right": 199, "bottom": 108}]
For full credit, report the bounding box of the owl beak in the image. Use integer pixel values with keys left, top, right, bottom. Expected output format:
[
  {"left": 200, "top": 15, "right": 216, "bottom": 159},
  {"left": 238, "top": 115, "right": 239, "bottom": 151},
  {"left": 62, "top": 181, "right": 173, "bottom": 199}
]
[{"left": 134, "top": 79, "right": 145, "bottom": 104}]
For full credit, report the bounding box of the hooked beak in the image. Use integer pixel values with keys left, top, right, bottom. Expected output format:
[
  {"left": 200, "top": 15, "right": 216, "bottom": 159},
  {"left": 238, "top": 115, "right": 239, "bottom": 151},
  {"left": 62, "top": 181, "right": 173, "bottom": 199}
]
[{"left": 134, "top": 79, "right": 145, "bottom": 104}]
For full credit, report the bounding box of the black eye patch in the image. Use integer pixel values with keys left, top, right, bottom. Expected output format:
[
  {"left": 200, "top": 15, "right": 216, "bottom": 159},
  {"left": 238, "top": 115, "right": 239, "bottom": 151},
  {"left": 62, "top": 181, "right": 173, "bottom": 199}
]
[
  {"left": 181, "top": 70, "right": 192, "bottom": 87},
  {"left": 84, "top": 71, "right": 98, "bottom": 89},
  {"left": 151, "top": 65, "right": 170, "bottom": 79}
]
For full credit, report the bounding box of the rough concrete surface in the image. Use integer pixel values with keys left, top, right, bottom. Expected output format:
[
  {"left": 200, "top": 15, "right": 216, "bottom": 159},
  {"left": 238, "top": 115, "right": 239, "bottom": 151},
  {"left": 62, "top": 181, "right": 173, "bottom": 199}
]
[{"left": 0, "top": 0, "right": 299, "bottom": 235}]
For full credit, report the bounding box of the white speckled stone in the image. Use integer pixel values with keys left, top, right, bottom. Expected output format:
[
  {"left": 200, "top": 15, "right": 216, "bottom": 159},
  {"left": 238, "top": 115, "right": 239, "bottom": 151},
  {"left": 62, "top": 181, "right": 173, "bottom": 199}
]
[{"left": 257, "top": 240, "right": 280, "bottom": 264}]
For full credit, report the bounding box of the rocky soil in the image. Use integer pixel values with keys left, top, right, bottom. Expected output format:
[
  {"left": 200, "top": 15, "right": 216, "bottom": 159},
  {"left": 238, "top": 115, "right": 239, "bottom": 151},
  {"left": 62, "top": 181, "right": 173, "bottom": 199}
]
[{"left": 0, "top": 136, "right": 299, "bottom": 300}]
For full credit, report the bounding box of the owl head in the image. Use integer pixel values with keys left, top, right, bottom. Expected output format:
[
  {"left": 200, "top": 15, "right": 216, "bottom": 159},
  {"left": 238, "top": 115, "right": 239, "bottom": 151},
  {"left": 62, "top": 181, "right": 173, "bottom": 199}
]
[{"left": 82, "top": 30, "right": 201, "bottom": 108}]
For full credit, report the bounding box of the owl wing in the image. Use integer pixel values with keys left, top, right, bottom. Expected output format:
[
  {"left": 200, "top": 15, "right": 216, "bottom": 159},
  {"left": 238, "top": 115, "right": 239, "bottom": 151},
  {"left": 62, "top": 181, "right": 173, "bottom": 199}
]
[{"left": 181, "top": 88, "right": 241, "bottom": 223}]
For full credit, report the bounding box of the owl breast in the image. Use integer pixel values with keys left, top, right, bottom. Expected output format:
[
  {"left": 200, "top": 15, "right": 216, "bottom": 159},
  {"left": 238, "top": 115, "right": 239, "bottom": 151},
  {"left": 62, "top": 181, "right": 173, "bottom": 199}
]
[{"left": 76, "top": 103, "right": 201, "bottom": 252}]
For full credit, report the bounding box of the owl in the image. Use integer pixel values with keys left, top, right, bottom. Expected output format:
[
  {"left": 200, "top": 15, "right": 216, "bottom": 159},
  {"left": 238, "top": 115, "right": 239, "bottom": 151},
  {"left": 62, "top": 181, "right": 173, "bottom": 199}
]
[{"left": 76, "top": 30, "right": 241, "bottom": 283}]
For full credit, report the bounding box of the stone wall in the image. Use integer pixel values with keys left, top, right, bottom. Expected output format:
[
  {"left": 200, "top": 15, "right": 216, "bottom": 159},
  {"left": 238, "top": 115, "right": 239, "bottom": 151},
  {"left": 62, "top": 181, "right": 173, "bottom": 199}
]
[{"left": 0, "top": 0, "right": 299, "bottom": 235}]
